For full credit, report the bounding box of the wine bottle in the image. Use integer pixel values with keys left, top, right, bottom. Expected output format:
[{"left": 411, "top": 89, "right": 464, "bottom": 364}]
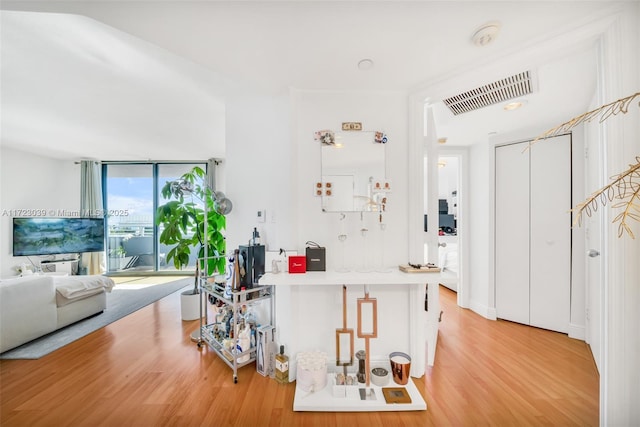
[{"left": 275, "top": 345, "right": 289, "bottom": 384}]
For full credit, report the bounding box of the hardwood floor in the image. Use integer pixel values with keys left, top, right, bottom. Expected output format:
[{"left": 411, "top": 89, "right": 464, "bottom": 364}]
[{"left": 0, "top": 285, "right": 599, "bottom": 426}]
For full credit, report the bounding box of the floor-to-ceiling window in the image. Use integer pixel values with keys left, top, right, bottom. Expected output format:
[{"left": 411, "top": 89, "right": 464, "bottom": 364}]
[
  {"left": 156, "top": 163, "right": 205, "bottom": 272},
  {"left": 103, "top": 162, "right": 205, "bottom": 274}
]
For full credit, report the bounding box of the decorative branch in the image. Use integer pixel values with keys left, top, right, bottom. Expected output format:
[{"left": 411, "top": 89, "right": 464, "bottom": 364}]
[
  {"left": 529, "top": 92, "right": 640, "bottom": 238},
  {"left": 528, "top": 92, "right": 640, "bottom": 145},
  {"left": 573, "top": 157, "right": 640, "bottom": 238}
]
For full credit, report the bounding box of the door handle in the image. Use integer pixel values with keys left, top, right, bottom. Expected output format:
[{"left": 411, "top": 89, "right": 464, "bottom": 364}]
[{"left": 587, "top": 249, "right": 600, "bottom": 258}]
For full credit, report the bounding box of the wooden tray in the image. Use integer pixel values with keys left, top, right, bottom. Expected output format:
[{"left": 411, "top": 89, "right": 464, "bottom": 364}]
[
  {"left": 398, "top": 264, "right": 441, "bottom": 273},
  {"left": 382, "top": 387, "right": 412, "bottom": 404}
]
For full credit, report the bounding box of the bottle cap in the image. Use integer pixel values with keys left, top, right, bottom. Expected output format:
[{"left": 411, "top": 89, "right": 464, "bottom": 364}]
[{"left": 280, "top": 345, "right": 284, "bottom": 354}]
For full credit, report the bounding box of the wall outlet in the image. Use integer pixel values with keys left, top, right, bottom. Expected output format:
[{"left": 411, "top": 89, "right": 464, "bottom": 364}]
[{"left": 257, "top": 209, "right": 266, "bottom": 223}]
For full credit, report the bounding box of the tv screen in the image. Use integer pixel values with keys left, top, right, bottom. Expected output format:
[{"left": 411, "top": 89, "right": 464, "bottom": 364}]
[{"left": 13, "top": 217, "right": 105, "bottom": 256}]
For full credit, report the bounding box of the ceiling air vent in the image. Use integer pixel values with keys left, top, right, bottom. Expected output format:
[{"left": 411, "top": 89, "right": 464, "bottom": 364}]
[{"left": 443, "top": 71, "right": 533, "bottom": 115}]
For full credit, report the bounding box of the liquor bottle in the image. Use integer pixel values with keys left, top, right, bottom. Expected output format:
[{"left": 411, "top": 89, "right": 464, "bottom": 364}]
[
  {"left": 252, "top": 227, "right": 260, "bottom": 245},
  {"left": 232, "top": 249, "right": 241, "bottom": 293},
  {"left": 275, "top": 345, "right": 289, "bottom": 384}
]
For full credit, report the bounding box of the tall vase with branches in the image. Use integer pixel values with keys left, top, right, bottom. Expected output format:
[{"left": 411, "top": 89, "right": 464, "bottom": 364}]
[{"left": 156, "top": 166, "right": 227, "bottom": 293}]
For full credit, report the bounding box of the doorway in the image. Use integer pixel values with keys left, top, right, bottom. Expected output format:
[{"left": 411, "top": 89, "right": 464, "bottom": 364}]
[
  {"left": 423, "top": 146, "right": 469, "bottom": 309},
  {"left": 436, "top": 155, "right": 459, "bottom": 292}
]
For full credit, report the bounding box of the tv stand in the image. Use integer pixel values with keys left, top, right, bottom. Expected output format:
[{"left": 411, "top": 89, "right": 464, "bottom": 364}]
[{"left": 40, "top": 259, "right": 78, "bottom": 275}]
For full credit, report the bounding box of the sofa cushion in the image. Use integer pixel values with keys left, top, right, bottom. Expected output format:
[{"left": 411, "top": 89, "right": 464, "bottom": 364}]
[
  {"left": 56, "top": 292, "right": 107, "bottom": 329},
  {"left": 0, "top": 275, "right": 57, "bottom": 353},
  {"left": 54, "top": 275, "right": 115, "bottom": 303},
  {"left": 56, "top": 287, "right": 105, "bottom": 307}
]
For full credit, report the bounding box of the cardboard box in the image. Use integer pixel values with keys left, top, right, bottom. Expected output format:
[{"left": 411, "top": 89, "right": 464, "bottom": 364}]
[
  {"left": 256, "top": 325, "right": 276, "bottom": 377},
  {"left": 288, "top": 255, "right": 306, "bottom": 273}
]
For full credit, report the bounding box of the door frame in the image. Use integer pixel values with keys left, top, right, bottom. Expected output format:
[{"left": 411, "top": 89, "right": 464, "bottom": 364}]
[{"left": 436, "top": 147, "right": 470, "bottom": 309}]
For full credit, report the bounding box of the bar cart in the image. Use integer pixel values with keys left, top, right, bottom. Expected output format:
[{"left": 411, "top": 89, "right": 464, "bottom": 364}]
[{"left": 196, "top": 265, "right": 273, "bottom": 384}]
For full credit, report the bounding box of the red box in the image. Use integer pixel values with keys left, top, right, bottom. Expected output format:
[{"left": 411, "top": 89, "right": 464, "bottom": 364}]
[{"left": 288, "top": 256, "right": 306, "bottom": 273}]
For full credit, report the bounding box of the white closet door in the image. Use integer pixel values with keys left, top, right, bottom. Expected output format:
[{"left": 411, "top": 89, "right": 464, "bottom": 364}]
[
  {"left": 495, "top": 143, "right": 530, "bottom": 325},
  {"left": 529, "top": 135, "right": 571, "bottom": 333}
]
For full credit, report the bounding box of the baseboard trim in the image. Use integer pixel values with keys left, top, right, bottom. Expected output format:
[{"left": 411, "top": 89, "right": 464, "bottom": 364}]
[
  {"left": 568, "top": 323, "right": 585, "bottom": 340},
  {"left": 469, "top": 300, "right": 497, "bottom": 320}
]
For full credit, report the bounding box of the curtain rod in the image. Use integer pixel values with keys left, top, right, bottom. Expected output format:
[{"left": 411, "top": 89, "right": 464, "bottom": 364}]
[{"left": 74, "top": 160, "right": 217, "bottom": 165}]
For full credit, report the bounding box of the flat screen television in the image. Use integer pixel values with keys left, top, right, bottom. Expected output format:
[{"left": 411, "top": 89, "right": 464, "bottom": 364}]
[{"left": 13, "top": 217, "right": 105, "bottom": 256}]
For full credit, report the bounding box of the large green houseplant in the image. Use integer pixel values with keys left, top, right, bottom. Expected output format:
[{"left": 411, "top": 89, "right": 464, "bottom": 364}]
[{"left": 156, "top": 166, "right": 227, "bottom": 290}]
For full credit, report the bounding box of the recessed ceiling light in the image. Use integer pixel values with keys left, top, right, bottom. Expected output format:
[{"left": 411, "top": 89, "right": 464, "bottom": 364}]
[
  {"left": 504, "top": 100, "right": 527, "bottom": 111},
  {"left": 358, "top": 59, "right": 374, "bottom": 70},
  {"left": 437, "top": 137, "right": 447, "bottom": 144},
  {"left": 472, "top": 22, "right": 501, "bottom": 46}
]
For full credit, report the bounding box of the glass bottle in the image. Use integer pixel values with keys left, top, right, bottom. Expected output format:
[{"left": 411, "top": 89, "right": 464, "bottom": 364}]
[
  {"left": 232, "top": 249, "right": 241, "bottom": 293},
  {"left": 357, "top": 358, "right": 366, "bottom": 383},
  {"left": 275, "top": 345, "right": 289, "bottom": 384}
]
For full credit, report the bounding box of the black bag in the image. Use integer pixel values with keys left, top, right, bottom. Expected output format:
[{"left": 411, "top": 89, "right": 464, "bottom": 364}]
[{"left": 305, "top": 241, "right": 326, "bottom": 272}]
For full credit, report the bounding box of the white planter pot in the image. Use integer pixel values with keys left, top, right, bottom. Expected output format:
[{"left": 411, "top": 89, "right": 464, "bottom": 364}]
[{"left": 180, "top": 290, "right": 204, "bottom": 321}]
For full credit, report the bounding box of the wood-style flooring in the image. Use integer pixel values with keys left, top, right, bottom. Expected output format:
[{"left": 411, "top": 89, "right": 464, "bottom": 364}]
[{"left": 0, "top": 285, "right": 599, "bottom": 426}]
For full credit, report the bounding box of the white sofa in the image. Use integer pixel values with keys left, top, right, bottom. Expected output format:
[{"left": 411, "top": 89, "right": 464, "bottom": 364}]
[{"left": 0, "top": 274, "right": 115, "bottom": 353}]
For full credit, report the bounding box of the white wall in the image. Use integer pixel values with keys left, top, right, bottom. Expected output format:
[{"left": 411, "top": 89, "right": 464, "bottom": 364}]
[
  {"left": 437, "top": 156, "right": 459, "bottom": 203},
  {"left": 224, "top": 93, "right": 295, "bottom": 254},
  {"left": 291, "top": 90, "right": 409, "bottom": 271},
  {"left": 223, "top": 90, "right": 410, "bottom": 352},
  {"left": 0, "top": 147, "right": 80, "bottom": 277},
  {"left": 467, "top": 140, "right": 494, "bottom": 318},
  {"left": 599, "top": 4, "right": 640, "bottom": 424},
  {"left": 423, "top": 155, "right": 459, "bottom": 214},
  {"left": 569, "top": 126, "right": 586, "bottom": 339}
]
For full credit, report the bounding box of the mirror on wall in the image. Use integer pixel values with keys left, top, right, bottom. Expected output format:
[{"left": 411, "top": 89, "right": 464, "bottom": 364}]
[{"left": 320, "top": 131, "right": 386, "bottom": 212}]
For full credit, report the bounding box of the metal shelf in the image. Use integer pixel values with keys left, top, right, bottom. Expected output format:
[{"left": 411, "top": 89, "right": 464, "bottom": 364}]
[{"left": 197, "top": 273, "right": 273, "bottom": 384}]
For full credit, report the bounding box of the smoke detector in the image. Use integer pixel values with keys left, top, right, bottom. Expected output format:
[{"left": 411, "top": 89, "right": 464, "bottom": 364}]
[{"left": 472, "top": 22, "right": 501, "bottom": 46}]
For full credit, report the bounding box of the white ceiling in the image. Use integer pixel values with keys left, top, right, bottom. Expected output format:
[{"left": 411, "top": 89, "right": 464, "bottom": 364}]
[{"left": 0, "top": 1, "right": 620, "bottom": 160}]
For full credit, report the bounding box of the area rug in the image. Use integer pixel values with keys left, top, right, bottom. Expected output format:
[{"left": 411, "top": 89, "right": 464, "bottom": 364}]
[{"left": 0, "top": 277, "right": 192, "bottom": 360}]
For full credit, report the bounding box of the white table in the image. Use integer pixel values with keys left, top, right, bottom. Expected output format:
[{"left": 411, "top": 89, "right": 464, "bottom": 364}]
[
  {"left": 259, "top": 270, "right": 440, "bottom": 413},
  {"left": 259, "top": 270, "right": 442, "bottom": 380}
]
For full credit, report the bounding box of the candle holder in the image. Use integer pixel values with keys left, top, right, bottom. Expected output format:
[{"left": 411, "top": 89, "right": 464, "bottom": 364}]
[
  {"left": 336, "top": 213, "right": 350, "bottom": 272},
  {"left": 357, "top": 212, "right": 373, "bottom": 273},
  {"left": 376, "top": 220, "right": 392, "bottom": 273}
]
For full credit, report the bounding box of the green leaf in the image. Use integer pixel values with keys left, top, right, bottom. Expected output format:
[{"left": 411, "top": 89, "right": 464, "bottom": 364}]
[{"left": 155, "top": 165, "right": 227, "bottom": 274}]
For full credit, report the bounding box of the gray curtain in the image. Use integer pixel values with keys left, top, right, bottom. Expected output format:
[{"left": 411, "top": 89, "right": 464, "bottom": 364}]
[{"left": 80, "top": 160, "right": 105, "bottom": 275}]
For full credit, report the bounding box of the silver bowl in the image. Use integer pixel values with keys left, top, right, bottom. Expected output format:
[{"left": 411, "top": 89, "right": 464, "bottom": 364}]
[{"left": 370, "top": 367, "right": 390, "bottom": 387}]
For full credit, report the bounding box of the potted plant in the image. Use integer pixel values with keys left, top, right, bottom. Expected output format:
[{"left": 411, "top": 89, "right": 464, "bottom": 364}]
[
  {"left": 108, "top": 246, "right": 127, "bottom": 271},
  {"left": 156, "top": 166, "right": 227, "bottom": 299}
]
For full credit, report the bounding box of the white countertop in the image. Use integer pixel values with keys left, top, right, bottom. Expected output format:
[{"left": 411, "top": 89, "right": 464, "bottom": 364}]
[{"left": 259, "top": 270, "right": 442, "bottom": 286}]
